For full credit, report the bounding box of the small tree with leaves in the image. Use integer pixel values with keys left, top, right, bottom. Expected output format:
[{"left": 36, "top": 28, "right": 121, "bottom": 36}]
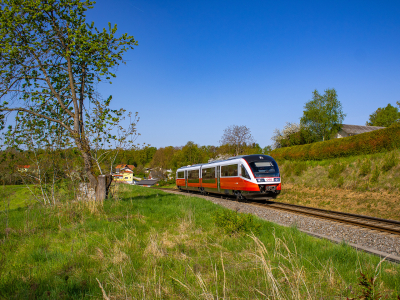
[
  {"left": 0, "top": 0, "right": 138, "bottom": 198},
  {"left": 300, "top": 89, "right": 346, "bottom": 142}
]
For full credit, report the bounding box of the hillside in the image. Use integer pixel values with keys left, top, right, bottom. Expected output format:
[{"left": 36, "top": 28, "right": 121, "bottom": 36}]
[{"left": 276, "top": 149, "right": 400, "bottom": 220}]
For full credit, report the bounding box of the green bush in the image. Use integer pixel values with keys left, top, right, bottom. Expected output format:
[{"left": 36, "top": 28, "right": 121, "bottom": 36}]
[
  {"left": 359, "top": 159, "right": 371, "bottom": 177},
  {"left": 158, "top": 178, "right": 175, "bottom": 186},
  {"left": 337, "top": 176, "right": 344, "bottom": 187},
  {"left": 213, "top": 210, "right": 261, "bottom": 235},
  {"left": 370, "top": 166, "right": 380, "bottom": 183},
  {"left": 382, "top": 152, "right": 398, "bottom": 172},
  {"left": 294, "top": 162, "right": 308, "bottom": 176},
  {"left": 270, "top": 123, "right": 400, "bottom": 161},
  {"left": 328, "top": 162, "right": 346, "bottom": 179}
]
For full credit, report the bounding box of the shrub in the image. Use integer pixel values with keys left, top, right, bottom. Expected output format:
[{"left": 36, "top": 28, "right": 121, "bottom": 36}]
[
  {"left": 370, "top": 166, "right": 380, "bottom": 183},
  {"left": 213, "top": 210, "right": 261, "bottom": 235},
  {"left": 158, "top": 179, "right": 175, "bottom": 186},
  {"left": 270, "top": 123, "right": 400, "bottom": 161},
  {"left": 359, "top": 159, "right": 371, "bottom": 177},
  {"left": 328, "top": 162, "right": 346, "bottom": 179},
  {"left": 283, "top": 163, "right": 293, "bottom": 178},
  {"left": 294, "top": 162, "right": 307, "bottom": 176},
  {"left": 337, "top": 176, "right": 344, "bottom": 187},
  {"left": 382, "top": 152, "right": 398, "bottom": 172}
]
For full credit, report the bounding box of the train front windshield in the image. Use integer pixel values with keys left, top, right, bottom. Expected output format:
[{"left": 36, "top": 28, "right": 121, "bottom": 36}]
[{"left": 247, "top": 159, "right": 280, "bottom": 178}]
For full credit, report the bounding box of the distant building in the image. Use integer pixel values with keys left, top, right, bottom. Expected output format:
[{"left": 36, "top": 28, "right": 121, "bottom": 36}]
[
  {"left": 16, "top": 165, "right": 31, "bottom": 172},
  {"left": 334, "top": 124, "right": 385, "bottom": 139},
  {"left": 113, "top": 164, "right": 136, "bottom": 183}
]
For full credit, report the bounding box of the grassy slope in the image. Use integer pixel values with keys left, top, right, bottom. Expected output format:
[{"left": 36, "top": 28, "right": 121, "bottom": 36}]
[
  {"left": 277, "top": 149, "right": 400, "bottom": 220},
  {"left": 0, "top": 185, "right": 38, "bottom": 211},
  {"left": 0, "top": 184, "right": 399, "bottom": 299}
]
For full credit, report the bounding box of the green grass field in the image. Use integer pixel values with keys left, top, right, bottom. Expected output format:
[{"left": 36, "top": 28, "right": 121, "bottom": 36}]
[
  {"left": 0, "top": 184, "right": 399, "bottom": 299},
  {"left": 0, "top": 184, "right": 38, "bottom": 211}
]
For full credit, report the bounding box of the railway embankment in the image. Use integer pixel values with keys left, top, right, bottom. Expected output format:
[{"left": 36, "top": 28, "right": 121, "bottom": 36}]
[{"left": 275, "top": 148, "right": 400, "bottom": 220}]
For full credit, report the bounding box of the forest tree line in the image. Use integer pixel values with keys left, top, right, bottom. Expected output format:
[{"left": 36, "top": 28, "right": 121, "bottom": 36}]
[{"left": 0, "top": 141, "right": 270, "bottom": 185}]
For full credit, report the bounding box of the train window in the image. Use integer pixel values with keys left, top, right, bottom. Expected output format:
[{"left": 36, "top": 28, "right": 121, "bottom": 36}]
[
  {"left": 202, "top": 167, "right": 215, "bottom": 179},
  {"left": 248, "top": 160, "right": 279, "bottom": 178},
  {"left": 241, "top": 165, "right": 251, "bottom": 179},
  {"left": 188, "top": 169, "right": 200, "bottom": 183},
  {"left": 202, "top": 167, "right": 216, "bottom": 183},
  {"left": 188, "top": 170, "right": 199, "bottom": 179},
  {"left": 221, "top": 164, "right": 238, "bottom": 177},
  {"left": 177, "top": 171, "right": 185, "bottom": 179}
]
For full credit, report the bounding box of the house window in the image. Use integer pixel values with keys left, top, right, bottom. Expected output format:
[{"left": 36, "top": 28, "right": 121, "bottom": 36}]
[{"left": 124, "top": 177, "right": 128, "bottom": 179}]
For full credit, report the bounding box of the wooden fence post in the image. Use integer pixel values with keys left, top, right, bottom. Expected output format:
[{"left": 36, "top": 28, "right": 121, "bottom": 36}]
[{"left": 96, "top": 175, "right": 113, "bottom": 201}]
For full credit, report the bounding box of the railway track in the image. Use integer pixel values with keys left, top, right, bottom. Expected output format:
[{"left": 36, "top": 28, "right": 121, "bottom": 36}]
[{"left": 156, "top": 188, "right": 400, "bottom": 236}]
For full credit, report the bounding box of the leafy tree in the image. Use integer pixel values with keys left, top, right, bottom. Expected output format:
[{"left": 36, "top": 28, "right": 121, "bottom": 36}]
[
  {"left": 0, "top": 0, "right": 138, "bottom": 195},
  {"left": 300, "top": 89, "right": 345, "bottom": 141},
  {"left": 220, "top": 125, "right": 255, "bottom": 156},
  {"left": 150, "top": 146, "right": 176, "bottom": 172},
  {"left": 272, "top": 122, "right": 300, "bottom": 148},
  {"left": 262, "top": 145, "right": 273, "bottom": 155},
  {"left": 366, "top": 103, "right": 400, "bottom": 127}
]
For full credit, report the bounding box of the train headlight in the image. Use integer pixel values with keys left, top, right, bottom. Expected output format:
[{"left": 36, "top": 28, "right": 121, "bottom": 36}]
[{"left": 256, "top": 179, "right": 265, "bottom": 182}]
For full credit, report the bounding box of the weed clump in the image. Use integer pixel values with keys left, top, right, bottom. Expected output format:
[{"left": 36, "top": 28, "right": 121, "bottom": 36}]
[
  {"left": 347, "top": 272, "right": 381, "bottom": 300},
  {"left": 328, "top": 162, "right": 346, "bottom": 179},
  {"left": 213, "top": 209, "right": 261, "bottom": 235},
  {"left": 382, "top": 152, "right": 398, "bottom": 172},
  {"left": 359, "top": 159, "right": 371, "bottom": 177},
  {"left": 337, "top": 176, "right": 345, "bottom": 187},
  {"left": 294, "top": 162, "right": 307, "bottom": 176},
  {"left": 370, "top": 166, "right": 380, "bottom": 183}
]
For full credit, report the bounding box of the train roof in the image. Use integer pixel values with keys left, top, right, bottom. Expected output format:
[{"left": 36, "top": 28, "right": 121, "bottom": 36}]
[{"left": 177, "top": 154, "right": 276, "bottom": 170}]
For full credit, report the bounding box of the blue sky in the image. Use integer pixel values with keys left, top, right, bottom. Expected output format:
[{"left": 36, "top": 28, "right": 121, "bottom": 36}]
[{"left": 86, "top": 0, "right": 400, "bottom": 148}]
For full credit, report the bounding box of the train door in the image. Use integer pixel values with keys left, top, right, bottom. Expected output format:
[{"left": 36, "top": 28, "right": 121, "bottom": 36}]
[
  {"left": 217, "top": 166, "right": 220, "bottom": 192},
  {"left": 185, "top": 170, "right": 187, "bottom": 188}
]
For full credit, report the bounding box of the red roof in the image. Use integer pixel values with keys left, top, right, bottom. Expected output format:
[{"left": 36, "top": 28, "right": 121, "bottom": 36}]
[
  {"left": 17, "top": 165, "right": 30, "bottom": 169},
  {"left": 115, "top": 164, "right": 135, "bottom": 170}
]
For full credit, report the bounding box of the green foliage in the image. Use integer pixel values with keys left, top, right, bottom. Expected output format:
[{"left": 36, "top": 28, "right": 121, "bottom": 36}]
[
  {"left": 281, "top": 127, "right": 319, "bottom": 148},
  {"left": 366, "top": 103, "right": 400, "bottom": 127},
  {"left": 328, "top": 162, "right": 346, "bottom": 179},
  {"left": 271, "top": 123, "right": 400, "bottom": 161},
  {"left": 382, "top": 152, "right": 398, "bottom": 172},
  {"left": 359, "top": 159, "right": 371, "bottom": 177},
  {"left": 213, "top": 209, "right": 261, "bottom": 235},
  {"left": 0, "top": 0, "right": 138, "bottom": 187},
  {"left": 337, "top": 176, "right": 344, "bottom": 187},
  {"left": 300, "top": 88, "right": 346, "bottom": 142},
  {"left": 293, "top": 161, "right": 308, "bottom": 176},
  {"left": 370, "top": 166, "right": 380, "bottom": 183},
  {"left": 157, "top": 178, "right": 175, "bottom": 187}
]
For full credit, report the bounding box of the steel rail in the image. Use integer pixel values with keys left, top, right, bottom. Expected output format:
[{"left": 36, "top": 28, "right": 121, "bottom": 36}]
[
  {"left": 252, "top": 201, "right": 400, "bottom": 235},
  {"left": 155, "top": 188, "right": 400, "bottom": 236}
]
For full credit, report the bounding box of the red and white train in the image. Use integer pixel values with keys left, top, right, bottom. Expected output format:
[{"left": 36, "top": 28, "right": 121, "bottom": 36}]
[{"left": 176, "top": 155, "right": 281, "bottom": 200}]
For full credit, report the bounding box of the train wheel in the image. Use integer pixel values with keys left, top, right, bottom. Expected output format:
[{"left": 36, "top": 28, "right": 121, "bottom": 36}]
[{"left": 235, "top": 191, "right": 244, "bottom": 202}]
